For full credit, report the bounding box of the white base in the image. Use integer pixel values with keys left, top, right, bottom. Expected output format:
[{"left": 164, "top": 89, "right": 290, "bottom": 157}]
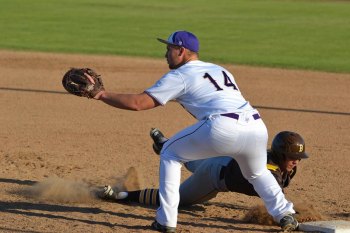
[{"left": 299, "top": 220, "right": 350, "bottom": 233}]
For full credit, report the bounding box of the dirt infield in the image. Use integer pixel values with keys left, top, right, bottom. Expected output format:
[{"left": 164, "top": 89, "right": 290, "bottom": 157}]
[{"left": 0, "top": 50, "right": 349, "bottom": 233}]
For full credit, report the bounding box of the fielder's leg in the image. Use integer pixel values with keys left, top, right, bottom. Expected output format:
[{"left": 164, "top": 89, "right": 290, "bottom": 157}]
[
  {"left": 155, "top": 118, "right": 236, "bottom": 228},
  {"left": 231, "top": 112, "right": 297, "bottom": 230},
  {"left": 155, "top": 157, "right": 182, "bottom": 228}
]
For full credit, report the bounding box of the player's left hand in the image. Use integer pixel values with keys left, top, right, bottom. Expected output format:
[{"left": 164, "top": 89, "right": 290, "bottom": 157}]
[{"left": 62, "top": 67, "right": 105, "bottom": 99}]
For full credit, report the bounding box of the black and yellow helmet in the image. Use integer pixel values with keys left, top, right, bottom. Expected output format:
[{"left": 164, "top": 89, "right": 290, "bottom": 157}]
[{"left": 271, "top": 131, "right": 309, "bottom": 161}]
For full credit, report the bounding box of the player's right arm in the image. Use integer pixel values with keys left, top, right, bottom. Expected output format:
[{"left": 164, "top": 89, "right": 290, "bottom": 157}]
[{"left": 268, "top": 167, "right": 284, "bottom": 191}]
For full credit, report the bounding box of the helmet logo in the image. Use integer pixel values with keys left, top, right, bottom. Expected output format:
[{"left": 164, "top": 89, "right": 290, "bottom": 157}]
[{"left": 298, "top": 144, "right": 304, "bottom": 152}]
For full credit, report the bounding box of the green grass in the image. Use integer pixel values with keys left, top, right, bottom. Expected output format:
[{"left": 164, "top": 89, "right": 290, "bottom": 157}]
[{"left": 0, "top": 0, "right": 349, "bottom": 73}]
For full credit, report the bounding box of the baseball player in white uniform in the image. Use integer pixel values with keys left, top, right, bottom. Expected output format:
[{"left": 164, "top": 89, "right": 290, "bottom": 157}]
[{"left": 91, "top": 30, "right": 298, "bottom": 232}]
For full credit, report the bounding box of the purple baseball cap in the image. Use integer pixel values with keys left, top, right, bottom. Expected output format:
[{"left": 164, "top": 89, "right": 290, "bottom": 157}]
[{"left": 157, "top": 31, "right": 199, "bottom": 52}]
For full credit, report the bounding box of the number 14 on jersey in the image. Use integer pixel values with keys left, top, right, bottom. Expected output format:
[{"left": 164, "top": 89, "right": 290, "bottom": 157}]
[{"left": 203, "top": 71, "right": 239, "bottom": 91}]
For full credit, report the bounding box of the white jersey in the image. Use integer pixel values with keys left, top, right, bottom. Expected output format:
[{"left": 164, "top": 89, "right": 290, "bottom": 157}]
[{"left": 145, "top": 60, "right": 252, "bottom": 120}]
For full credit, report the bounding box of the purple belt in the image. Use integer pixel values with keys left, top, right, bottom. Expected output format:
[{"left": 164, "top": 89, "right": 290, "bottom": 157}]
[{"left": 221, "top": 113, "right": 261, "bottom": 120}]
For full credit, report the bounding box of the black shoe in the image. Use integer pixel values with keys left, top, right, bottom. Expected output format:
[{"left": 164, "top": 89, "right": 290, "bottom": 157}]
[
  {"left": 150, "top": 128, "right": 168, "bottom": 155},
  {"left": 98, "top": 185, "right": 128, "bottom": 201},
  {"left": 151, "top": 220, "right": 176, "bottom": 233},
  {"left": 279, "top": 214, "right": 299, "bottom": 232}
]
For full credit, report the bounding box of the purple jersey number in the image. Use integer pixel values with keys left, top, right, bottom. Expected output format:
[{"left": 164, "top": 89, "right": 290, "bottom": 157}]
[{"left": 203, "top": 71, "right": 238, "bottom": 91}]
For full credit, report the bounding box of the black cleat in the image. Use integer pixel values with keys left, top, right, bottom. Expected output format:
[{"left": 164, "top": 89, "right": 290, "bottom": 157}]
[
  {"left": 151, "top": 220, "right": 176, "bottom": 233},
  {"left": 98, "top": 185, "right": 128, "bottom": 201},
  {"left": 150, "top": 128, "right": 168, "bottom": 155},
  {"left": 280, "top": 214, "right": 299, "bottom": 232}
]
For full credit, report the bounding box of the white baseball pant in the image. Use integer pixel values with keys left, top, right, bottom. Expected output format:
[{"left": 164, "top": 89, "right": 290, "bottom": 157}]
[{"left": 156, "top": 110, "right": 295, "bottom": 227}]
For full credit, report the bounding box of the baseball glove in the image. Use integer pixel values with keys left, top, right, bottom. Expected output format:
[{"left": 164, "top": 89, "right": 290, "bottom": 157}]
[{"left": 62, "top": 68, "right": 105, "bottom": 98}]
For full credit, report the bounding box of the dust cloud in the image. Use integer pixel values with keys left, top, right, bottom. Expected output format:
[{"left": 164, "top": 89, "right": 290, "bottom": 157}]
[
  {"left": 23, "top": 177, "right": 95, "bottom": 203},
  {"left": 243, "top": 202, "right": 324, "bottom": 225},
  {"left": 19, "top": 167, "right": 142, "bottom": 203},
  {"left": 112, "top": 166, "right": 142, "bottom": 192}
]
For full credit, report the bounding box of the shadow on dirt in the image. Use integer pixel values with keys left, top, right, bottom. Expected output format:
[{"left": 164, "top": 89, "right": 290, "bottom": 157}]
[
  {"left": 0, "top": 200, "right": 153, "bottom": 228},
  {"left": 0, "top": 178, "right": 37, "bottom": 186},
  {"left": 0, "top": 177, "right": 281, "bottom": 232}
]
